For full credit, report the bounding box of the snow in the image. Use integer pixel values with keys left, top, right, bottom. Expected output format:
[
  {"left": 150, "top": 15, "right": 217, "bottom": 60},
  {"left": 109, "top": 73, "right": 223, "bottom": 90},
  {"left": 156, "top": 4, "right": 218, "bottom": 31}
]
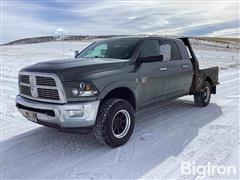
[{"left": 0, "top": 40, "right": 239, "bottom": 179}]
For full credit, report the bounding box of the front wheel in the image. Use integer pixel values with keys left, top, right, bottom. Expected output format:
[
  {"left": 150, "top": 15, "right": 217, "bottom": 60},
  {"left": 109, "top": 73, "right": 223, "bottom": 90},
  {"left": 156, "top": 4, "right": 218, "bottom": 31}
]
[
  {"left": 93, "top": 98, "right": 135, "bottom": 147},
  {"left": 194, "top": 81, "right": 211, "bottom": 107}
]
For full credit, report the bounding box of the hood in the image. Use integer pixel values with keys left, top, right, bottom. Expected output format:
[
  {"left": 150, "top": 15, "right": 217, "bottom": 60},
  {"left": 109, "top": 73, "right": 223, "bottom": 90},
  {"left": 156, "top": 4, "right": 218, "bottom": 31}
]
[{"left": 21, "top": 58, "right": 127, "bottom": 81}]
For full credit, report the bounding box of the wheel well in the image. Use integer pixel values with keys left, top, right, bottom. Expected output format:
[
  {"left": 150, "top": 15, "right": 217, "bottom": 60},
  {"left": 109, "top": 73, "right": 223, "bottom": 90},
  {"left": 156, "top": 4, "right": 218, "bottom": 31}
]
[
  {"left": 205, "top": 76, "right": 213, "bottom": 86},
  {"left": 102, "top": 87, "right": 136, "bottom": 110}
]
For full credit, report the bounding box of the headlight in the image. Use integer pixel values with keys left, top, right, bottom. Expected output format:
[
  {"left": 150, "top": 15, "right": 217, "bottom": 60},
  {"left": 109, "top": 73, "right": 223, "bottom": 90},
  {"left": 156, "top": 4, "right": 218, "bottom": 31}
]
[{"left": 63, "top": 82, "right": 98, "bottom": 97}]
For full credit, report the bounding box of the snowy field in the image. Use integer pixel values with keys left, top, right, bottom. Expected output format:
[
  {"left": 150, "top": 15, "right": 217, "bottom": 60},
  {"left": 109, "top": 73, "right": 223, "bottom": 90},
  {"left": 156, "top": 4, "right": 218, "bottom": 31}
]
[{"left": 0, "top": 40, "right": 239, "bottom": 179}]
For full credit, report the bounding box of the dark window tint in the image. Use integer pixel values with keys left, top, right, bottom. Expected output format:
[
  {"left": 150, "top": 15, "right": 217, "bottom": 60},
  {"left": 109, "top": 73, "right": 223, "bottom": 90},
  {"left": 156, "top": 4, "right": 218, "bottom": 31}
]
[
  {"left": 159, "top": 40, "right": 182, "bottom": 60},
  {"left": 140, "top": 39, "right": 160, "bottom": 57}
]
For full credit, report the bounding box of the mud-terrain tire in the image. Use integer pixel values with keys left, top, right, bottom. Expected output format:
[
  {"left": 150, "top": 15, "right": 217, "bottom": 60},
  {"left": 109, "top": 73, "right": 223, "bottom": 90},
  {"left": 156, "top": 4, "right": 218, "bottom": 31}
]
[
  {"left": 93, "top": 98, "right": 135, "bottom": 147},
  {"left": 194, "top": 81, "right": 211, "bottom": 107}
]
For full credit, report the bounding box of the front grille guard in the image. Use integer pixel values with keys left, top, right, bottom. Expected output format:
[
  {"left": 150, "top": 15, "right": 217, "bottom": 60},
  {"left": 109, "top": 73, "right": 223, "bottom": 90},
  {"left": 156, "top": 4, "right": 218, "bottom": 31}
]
[{"left": 18, "top": 71, "right": 67, "bottom": 104}]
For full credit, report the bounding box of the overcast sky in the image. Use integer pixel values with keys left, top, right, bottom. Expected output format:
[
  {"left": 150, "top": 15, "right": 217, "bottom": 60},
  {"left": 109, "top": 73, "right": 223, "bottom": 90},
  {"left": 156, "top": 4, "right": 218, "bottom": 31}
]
[{"left": 1, "top": 0, "right": 239, "bottom": 43}]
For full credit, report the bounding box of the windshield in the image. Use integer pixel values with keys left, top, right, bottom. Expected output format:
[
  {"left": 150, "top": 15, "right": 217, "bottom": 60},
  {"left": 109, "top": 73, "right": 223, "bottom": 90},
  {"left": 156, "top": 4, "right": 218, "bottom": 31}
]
[{"left": 76, "top": 38, "right": 140, "bottom": 59}]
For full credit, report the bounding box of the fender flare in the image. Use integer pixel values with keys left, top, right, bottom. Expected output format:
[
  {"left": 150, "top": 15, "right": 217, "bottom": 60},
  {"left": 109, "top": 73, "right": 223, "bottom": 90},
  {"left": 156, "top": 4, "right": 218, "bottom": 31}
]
[{"left": 98, "top": 80, "right": 137, "bottom": 101}]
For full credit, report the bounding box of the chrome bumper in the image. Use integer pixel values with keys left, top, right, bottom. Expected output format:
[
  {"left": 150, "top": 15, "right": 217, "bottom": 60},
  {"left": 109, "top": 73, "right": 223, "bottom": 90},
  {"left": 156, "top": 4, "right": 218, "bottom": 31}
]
[{"left": 16, "top": 95, "right": 100, "bottom": 128}]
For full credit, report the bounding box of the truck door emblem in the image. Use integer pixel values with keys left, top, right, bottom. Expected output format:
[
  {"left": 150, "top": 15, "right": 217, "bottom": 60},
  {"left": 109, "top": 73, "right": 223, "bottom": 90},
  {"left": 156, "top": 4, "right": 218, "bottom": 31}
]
[{"left": 141, "top": 77, "right": 148, "bottom": 84}]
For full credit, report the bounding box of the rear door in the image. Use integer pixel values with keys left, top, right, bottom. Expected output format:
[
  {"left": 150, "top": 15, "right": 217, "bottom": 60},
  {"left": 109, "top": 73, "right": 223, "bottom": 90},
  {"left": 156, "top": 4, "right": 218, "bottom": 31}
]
[
  {"left": 136, "top": 39, "right": 168, "bottom": 106},
  {"left": 159, "top": 39, "right": 192, "bottom": 96}
]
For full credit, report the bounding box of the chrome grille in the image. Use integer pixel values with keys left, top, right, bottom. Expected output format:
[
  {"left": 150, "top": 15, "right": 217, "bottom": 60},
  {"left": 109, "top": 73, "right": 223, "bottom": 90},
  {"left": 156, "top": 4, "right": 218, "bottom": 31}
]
[
  {"left": 38, "top": 88, "right": 60, "bottom": 100},
  {"left": 19, "top": 75, "right": 30, "bottom": 84},
  {"left": 20, "top": 85, "right": 31, "bottom": 96},
  {"left": 18, "top": 72, "right": 66, "bottom": 103},
  {"left": 36, "top": 76, "right": 56, "bottom": 86}
]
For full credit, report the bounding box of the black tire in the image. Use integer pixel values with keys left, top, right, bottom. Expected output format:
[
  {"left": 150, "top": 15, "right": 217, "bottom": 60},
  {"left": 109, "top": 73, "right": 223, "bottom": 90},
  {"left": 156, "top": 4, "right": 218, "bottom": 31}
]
[
  {"left": 194, "top": 81, "right": 211, "bottom": 107},
  {"left": 93, "top": 98, "right": 135, "bottom": 147}
]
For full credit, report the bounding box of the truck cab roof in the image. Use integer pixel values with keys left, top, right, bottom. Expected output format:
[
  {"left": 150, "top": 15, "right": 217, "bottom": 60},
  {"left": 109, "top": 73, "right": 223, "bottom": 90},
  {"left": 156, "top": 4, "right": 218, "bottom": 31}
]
[{"left": 100, "top": 35, "right": 187, "bottom": 41}]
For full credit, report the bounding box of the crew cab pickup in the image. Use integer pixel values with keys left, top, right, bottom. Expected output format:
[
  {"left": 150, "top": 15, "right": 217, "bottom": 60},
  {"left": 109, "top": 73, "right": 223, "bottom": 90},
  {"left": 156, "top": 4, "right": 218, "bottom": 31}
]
[{"left": 16, "top": 36, "right": 219, "bottom": 147}]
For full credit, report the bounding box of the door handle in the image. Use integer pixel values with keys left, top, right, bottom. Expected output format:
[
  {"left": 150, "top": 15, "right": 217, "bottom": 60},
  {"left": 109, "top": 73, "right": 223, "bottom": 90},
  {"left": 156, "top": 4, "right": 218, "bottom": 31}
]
[
  {"left": 181, "top": 65, "right": 189, "bottom": 68},
  {"left": 159, "top": 67, "right": 167, "bottom": 71}
]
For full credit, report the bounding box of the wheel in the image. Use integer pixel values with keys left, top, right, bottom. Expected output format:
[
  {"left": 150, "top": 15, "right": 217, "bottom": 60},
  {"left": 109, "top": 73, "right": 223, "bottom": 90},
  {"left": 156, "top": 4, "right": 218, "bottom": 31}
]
[
  {"left": 93, "top": 98, "right": 135, "bottom": 147},
  {"left": 194, "top": 81, "right": 211, "bottom": 107}
]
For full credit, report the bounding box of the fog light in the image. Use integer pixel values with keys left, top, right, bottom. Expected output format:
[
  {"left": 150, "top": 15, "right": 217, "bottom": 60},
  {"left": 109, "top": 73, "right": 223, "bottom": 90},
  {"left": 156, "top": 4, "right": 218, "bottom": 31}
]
[{"left": 68, "top": 110, "right": 84, "bottom": 117}]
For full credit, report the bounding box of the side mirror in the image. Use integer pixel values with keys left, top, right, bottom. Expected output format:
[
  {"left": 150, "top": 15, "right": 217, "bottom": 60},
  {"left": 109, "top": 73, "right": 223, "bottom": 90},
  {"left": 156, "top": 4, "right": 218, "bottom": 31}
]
[
  {"left": 137, "top": 55, "right": 163, "bottom": 63},
  {"left": 74, "top": 50, "right": 79, "bottom": 58}
]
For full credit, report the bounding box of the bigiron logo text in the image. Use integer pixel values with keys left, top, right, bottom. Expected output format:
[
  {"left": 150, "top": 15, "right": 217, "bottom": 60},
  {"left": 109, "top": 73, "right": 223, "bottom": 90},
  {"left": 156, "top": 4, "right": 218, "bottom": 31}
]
[{"left": 181, "top": 161, "right": 237, "bottom": 177}]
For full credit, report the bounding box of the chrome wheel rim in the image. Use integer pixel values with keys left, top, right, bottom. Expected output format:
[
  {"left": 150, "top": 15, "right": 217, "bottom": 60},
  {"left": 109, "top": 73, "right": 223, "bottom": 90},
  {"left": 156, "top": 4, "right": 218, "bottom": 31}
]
[
  {"left": 204, "top": 86, "right": 210, "bottom": 103},
  {"left": 112, "top": 110, "right": 131, "bottom": 138}
]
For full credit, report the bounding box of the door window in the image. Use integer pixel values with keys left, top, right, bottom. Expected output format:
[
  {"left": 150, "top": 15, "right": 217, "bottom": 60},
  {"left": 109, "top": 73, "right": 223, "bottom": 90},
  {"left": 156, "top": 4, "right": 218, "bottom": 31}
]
[
  {"left": 159, "top": 40, "right": 182, "bottom": 60},
  {"left": 160, "top": 44, "right": 171, "bottom": 61},
  {"left": 140, "top": 40, "right": 160, "bottom": 57}
]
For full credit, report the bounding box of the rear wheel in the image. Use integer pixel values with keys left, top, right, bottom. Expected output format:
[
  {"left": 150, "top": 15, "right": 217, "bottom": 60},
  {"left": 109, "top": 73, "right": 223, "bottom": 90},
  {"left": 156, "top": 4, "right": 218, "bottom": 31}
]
[
  {"left": 194, "top": 81, "right": 211, "bottom": 107},
  {"left": 93, "top": 98, "right": 135, "bottom": 147}
]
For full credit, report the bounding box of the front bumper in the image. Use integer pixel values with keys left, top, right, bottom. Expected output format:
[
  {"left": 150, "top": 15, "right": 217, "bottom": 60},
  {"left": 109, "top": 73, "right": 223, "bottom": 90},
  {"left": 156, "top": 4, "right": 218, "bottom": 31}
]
[{"left": 16, "top": 95, "right": 100, "bottom": 128}]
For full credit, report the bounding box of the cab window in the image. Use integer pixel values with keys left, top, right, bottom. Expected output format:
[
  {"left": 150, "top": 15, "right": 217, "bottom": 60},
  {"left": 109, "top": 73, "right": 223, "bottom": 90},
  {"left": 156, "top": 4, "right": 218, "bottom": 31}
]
[
  {"left": 140, "top": 40, "right": 161, "bottom": 57},
  {"left": 159, "top": 40, "right": 182, "bottom": 60}
]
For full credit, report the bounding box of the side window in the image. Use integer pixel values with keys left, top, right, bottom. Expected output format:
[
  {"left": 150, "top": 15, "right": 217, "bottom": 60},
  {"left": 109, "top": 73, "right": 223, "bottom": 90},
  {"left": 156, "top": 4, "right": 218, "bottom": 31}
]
[
  {"left": 160, "top": 44, "right": 171, "bottom": 61},
  {"left": 85, "top": 44, "right": 108, "bottom": 58},
  {"left": 140, "top": 40, "right": 160, "bottom": 57},
  {"left": 159, "top": 40, "right": 182, "bottom": 60}
]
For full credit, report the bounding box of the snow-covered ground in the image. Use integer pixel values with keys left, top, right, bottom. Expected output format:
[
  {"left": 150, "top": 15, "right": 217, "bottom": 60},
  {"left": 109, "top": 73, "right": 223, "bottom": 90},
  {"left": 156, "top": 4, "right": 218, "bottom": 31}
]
[{"left": 0, "top": 40, "right": 239, "bottom": 179}]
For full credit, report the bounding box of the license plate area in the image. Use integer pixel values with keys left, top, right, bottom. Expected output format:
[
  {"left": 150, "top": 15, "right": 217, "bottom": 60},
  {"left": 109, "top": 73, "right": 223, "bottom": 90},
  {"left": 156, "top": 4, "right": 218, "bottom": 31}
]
[{"left": 25, "top": 111, "right": 37, "bottom": 122}]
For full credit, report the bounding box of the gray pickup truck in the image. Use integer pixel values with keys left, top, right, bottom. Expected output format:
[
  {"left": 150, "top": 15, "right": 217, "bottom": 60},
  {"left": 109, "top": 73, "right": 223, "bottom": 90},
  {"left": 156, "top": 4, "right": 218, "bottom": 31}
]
[{"left": 16, "top": 36, "right": 219, "bottom": 147}]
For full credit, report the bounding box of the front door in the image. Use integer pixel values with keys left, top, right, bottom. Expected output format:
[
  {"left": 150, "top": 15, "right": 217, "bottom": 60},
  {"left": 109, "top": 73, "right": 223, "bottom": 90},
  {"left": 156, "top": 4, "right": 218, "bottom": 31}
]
[{"left": 136, "top": 39, "right": 168, "bottom": 106}]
